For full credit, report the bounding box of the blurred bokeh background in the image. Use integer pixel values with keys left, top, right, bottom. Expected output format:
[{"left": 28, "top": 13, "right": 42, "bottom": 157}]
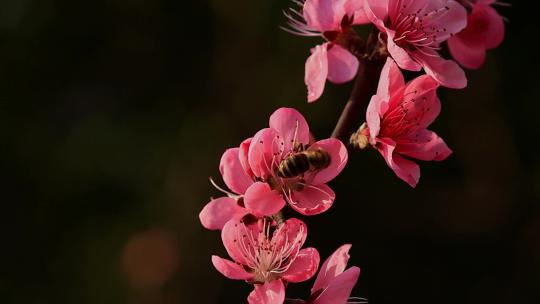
[{"left": 1, "top": 0, "right": 538, "bottom": 303}]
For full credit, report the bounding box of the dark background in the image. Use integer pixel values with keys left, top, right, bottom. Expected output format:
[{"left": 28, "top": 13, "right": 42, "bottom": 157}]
[{"left": 1, "top": 0, "right": 538, "bottom": 303}]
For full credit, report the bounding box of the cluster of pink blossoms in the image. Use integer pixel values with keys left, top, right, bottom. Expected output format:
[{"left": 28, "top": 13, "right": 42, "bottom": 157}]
[
  {"left": 200, "top": 108, "right": 355, "bottom": 303},
  {"left": 201, "top": 0, "right": 506, "bottom": 303},
  {"left": 287, "top": 0, "right": 505, "bottom": 186}
]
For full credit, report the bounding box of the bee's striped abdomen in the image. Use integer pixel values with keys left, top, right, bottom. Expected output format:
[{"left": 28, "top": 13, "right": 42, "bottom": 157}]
[
  {"left": 277, "top": 153, "right": 310, "bottom": 178},
  {"left": 308, "top": 150, "right": 331, "bottom": 170}
]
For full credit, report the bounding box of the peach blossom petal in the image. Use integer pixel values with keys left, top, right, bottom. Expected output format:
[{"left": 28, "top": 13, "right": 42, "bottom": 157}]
[
  {"left": 282, "top": 247, "right": 320, "bottom": 283},
  {"left": 397, "top": 129, "right": 452, "bottom": 161},
  {"left": 428, "top": 1, "right": 467, "bottom": 41},
  {"left": 378, "top": 138, "right": 420, "bottom": 187},
  {"left": 305, "top": 44, "right": 329, "bottom": 102},
  {"left": 399, "top": 74, "right": 441, "bottom": 129},
  {"left": 221, "top": 219, "right": 252, "bottom": 266},
  {"left": 220, "top": 148, "right": 254, "bottom": 194},
  {"left": 199, "top": 197, "right": 246, "bottom": 230},
  {"left": 309, "top": 138, "right": 348, "bottom": 185},
  {"left": 391, "top": 0, "right": 429, "bottom": 17},
  {"left": 326, "top": 45, "right": 359, "bottom": 84},
  {"left": 312, "top": 267, "right": 361, "bottom": 304},
  {"left": 248, "top": 128, "right": 281, "bottom": 179},
  {"left": 244, "top": 182, "right": 286, "bottom": 217},
  {"left": 366, "top": 95, "right": 382, "bottom": 140},
  {"left": 239, "top": 138, "right": 254, "bottom": 178},
  {"left": 212, "top": 255, "right": 253, "bottom": 280},
  {"left": 482, "top": 5, "right": 504, "bottom": 49},
  {"left": 303, "top": 0, "right": 345, "bottom": 32},
  {"left": 448, "top": 35, "right": 486, "bottom": 70},
  {"left": 272, "top": 218, "right": 308, "bottom": 249},
  {"left": 269, "top": 107, "right": 310, "bottom": 152},
  {"left": 289, "top": 184, "right": 335, "bottom": 215},
  {"left": 386, "top": 30, "right": 422, "bottom": 71},
  {"left": 364, "top": 0, "right": 389, "bottom": 30},
  {"left": 344, "top": 0, "right": 370, "bottom": 24},
  {"left": 414, "top": 53, "right": 467, "bottom": 89},
  {"left": 312, "top": 244, "right": 352, "bottom": 293},
  {"left": 248, "top": 280, "right": 285, "bottom": 304},
  {"left": 376, "top": 57, "right": 406, "bottom": 101}
]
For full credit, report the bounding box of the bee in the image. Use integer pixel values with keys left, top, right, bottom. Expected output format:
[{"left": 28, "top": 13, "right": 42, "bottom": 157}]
[{"left": 277, "top": 149, "right": 331, "bottom": 178}]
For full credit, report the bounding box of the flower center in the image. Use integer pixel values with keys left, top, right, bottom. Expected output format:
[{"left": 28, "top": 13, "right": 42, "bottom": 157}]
[
  {"left": 234, "top": 219, "right": 304, "bottom": 283},
  {"left": 379, "top": 90, "right": 428, "bottom": 138},
  {"left": 391, "top": 5, "right": 451, "bottom": 55}
]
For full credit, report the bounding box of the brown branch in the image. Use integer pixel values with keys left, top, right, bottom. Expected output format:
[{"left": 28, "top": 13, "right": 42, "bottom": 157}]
[
  {"left": 330, "top": 58, "right": 384, "bottom": 141},
  {"left": 331, "top": 30, "right": 386, "bottom": 143}
]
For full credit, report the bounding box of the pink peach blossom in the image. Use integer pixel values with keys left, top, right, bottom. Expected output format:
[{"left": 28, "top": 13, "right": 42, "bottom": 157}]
[
  {"left": 364, "top": 58, "right": 452, "bottom": 187},
  {"left": 213, "top": 217, "right": 320, "bottom": 304},
  {"left": 247, "top": 107, "right": 348, "bottom": 215},
  {"left": 199, "top": 144, "right": 253, "bottom": 230},
  {"left": 364, "top": 0, "right": 468, "bottom": 88},
  {"left": 200, "top": 136, "right": 292, "bottom": 230},
  {"left": 200, "top": 107, "right": 348, "bottom": 227},
  {"left": 309, "top": 244, "right": 362, "bottom": 304},
  {"left": 284, "top": 0, "right": 370, "bottom": 102},
  {"left": 448, "top": 0, "right": 505, "bottom": 69}
]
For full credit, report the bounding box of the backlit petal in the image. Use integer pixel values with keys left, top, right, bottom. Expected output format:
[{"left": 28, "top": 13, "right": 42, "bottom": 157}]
[
  {"left": 199, "top": 197, "right": 245, "bottom": 230},
  {"left": 220, "top": 148, "right": 254, "bottom": 194},
  {"left": 283, "top": 247, "right": 320, "bottom": 283},
  {"left": 326, "top": 45, "right": 359, "bottom": 84},
  {"left": 269, "top": 107, "right": 310, "bottom": 153},
  {"left": 312, "top": 267, "right": 361, "bottom": 304},
  {"left": 378, "top": 138, "right": 420, "bottom": 187},
  {"left": 244, "top": 182, "right": 286, "bottom": 217},
  {"left": 397, "top": 129, "right": 452, "bottom": 161},
  {"left": 212, "top": 255, "right": 253, "bottom": 280},
  {"left": 303, "top": 0, "right": 346, "bottom": 31},
  {"left": 415, "top": 53, "right": 467, "bottom": 89},
  {"left": 305, "top": 44, "right": 329, "bottom": 102},
  {"left": 312, "top": 244, "right": 352, "bottom": 293},
  {"left": 309, "top": 138, "right": 348, "bottom": 185},
  {"left": 289, "top": 184, "right": 335, "bottom": 215},
  {"left": 248, "top": 128, "right": 281, "bottom": 179},
  {"left": 448, "top": 35, "right": 486, "bottom": 69},
  {"left": 248, "top": 280, "right": 286, "bottom": 304}
]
